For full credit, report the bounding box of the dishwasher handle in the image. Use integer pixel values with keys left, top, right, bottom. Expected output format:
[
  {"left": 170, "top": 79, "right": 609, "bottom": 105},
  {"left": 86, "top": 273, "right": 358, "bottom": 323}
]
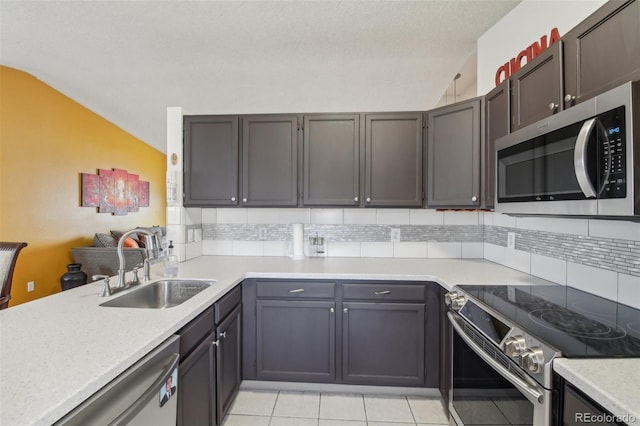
[{"left": 109, "top": 352, "right": 180, "bottom": 426}]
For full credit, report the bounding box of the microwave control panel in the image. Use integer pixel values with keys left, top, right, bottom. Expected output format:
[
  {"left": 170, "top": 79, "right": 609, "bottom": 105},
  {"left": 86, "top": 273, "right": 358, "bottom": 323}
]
[{"left": 600, "top": 107, "right": 626, "bottom": 199}]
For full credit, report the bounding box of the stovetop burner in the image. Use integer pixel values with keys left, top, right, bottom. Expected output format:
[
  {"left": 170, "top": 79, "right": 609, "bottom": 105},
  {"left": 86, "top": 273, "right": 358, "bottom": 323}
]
[
  {"left": 456, "top": 284, "right": 640, "bottom": 358},
  {"left": 528, "top": 308, "right": 627, "bottom": 340}
]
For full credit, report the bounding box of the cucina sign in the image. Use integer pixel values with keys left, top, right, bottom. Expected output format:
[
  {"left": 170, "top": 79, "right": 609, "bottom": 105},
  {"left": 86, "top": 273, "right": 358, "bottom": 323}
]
[{"left": 494, "top": 28, "right": 561, "bottom": 86}]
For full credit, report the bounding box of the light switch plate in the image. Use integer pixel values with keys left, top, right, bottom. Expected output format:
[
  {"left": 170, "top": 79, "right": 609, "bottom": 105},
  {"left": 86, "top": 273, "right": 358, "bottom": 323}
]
[
  {"left": 391, "top": 228, "right": 401, "bottom": 243},
  {"left": 507, "top": 232, "right": 516, "bottom": 249}
]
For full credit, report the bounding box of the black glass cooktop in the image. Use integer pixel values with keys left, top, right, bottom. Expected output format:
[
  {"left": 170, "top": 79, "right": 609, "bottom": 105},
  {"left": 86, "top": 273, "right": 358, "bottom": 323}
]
[{"left": 457, "top": 284, "right": 640, "bottom": 358}]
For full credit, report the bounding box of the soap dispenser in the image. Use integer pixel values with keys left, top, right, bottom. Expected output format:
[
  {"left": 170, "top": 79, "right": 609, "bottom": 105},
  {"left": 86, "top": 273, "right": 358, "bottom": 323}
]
[{"left": 163, "top": 240, "right": 179, "bottom": 278}]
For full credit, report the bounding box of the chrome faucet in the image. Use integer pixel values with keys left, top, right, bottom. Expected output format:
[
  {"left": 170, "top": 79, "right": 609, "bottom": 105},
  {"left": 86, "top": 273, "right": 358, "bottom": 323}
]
[{"left": 116, "top": 228, "right": 157, "bottom": 288}]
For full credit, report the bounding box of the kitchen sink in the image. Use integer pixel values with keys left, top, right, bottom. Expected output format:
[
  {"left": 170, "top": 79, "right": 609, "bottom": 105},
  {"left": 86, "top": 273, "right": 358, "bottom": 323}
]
[{"left": 100, "top": 279, "right": 215, "bottom": 309}]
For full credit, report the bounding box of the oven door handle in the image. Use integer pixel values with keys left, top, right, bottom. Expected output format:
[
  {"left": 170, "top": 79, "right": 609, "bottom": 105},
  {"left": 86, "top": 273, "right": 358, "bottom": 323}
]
[
  {"left": 448, "top": 312, "right": 544, "bottom": 405},
  {"left": 574, "top": 117, "right": 597, "bottom": 198}
]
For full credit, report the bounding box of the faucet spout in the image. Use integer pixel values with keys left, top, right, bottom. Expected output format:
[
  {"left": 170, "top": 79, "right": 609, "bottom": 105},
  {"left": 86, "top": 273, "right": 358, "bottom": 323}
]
[{"left": 116, "top": 228, "right": 155, "bottom": 288}]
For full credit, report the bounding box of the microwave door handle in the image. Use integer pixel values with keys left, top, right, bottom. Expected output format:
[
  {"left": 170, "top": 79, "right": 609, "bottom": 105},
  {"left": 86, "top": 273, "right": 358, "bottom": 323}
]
[
  {"left": 574, "top": 118, "right": 597, "bottom": 198},
  {"left": 448, "top": 312, "right": 544, "bottom": 405}
]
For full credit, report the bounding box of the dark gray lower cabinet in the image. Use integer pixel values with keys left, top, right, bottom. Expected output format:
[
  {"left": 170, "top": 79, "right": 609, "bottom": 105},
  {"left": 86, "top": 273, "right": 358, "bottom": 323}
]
[
  {"left": 342, "top": 302, "right": 425, "bottom": 386},
  {"left": 178, "top": 330, "right": 216, "bottom": 426},
  {"left": 256, "top": 299, "right": 336, "bottom": 382},
  {"left": 215, "top": 305, "right": 241, "bottom": 425}
]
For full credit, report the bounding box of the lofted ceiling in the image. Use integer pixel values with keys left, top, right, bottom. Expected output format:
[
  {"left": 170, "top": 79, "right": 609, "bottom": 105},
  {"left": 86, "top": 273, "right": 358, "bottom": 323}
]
[{"left": 0, "top": 0, "right": 520, "bottom": 153}]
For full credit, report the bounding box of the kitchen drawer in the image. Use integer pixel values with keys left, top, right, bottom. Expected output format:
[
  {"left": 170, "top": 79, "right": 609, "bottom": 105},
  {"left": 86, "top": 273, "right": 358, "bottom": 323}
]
[
  {"left": 342, "top": 283, "right": 425, "bottom": 302},
  {"left": 177, "top": 306, "right": 214, "bottom": 359},
  {"left": 256, "top": 280, "right": 336, "bottom": 299},
  {"left": 215, "top": 285, "right": 241, "bottom": 324}
]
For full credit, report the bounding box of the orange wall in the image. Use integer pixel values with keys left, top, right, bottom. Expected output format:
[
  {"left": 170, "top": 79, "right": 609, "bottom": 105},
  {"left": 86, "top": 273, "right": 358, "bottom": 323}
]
[{"left": 0, "top": 66, "right": 166, "bottom": 306}]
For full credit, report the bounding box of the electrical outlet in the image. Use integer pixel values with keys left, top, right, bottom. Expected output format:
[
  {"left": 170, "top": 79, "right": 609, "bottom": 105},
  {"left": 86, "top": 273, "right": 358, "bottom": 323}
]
[
  {"left": 259, "top": 227, "right": 267, "bottom": 240},
  {"left": 390, "top": 228, "right": 401, "bottom": 243},
  {"left": 507, "top": 232, "right": 516, "bottom": 249},
  {"left": 27, "top": 281, "right": 35, "bottom": 292}
]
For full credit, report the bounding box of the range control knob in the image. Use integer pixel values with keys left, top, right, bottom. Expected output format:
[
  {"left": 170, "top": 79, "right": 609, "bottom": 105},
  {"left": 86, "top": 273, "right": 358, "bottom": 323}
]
[
  {"left": 521, "top": 347, "right": 545, "bottom": 373},
  {"left": 450, "top": 295, "right": 466, "bottom": 311},
  {"left": 503, "top": 335, "right": 527, "bottom": 358},
  {"left": 444, "top": 291, "right": 458, "bottom": 307}
]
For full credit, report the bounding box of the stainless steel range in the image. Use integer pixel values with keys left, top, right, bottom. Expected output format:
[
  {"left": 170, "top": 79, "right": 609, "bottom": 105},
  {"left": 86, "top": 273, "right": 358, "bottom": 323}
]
[{"left": 444, "top": 284, "right": 640, "bottom": 426}]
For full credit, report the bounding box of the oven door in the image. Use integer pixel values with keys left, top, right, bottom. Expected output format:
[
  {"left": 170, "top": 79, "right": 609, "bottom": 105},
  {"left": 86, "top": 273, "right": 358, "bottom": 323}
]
[{"left": 448, "top": 312, "right": 552, "bottom": 426}]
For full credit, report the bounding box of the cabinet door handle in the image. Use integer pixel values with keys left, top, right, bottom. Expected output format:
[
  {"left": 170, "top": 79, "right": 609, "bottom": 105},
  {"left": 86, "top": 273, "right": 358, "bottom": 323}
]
[
  {"left": 242, "top": 198, "right": 248, "bottom": 203},
  {"left": 548, "top": 102, "right": 558, "bottom": 111},
  {"left": 231, "top": 196, "right": 236, "bottom": 202},
  {"left": 343, "top": 308, "right": 348, "bottom": 313},
  {"left": 354, "top": 196, "right": 359, "bottom": 203},
  {"left": 564, "top": 94, "right": 576, "bottom": 104},
  {"left": 373, "top": 290, "right": 391, "bottom": 295},
  {"left": 471, "top": 195, "right": 478, "bottom": 203},
  {"left": 330, "top": 307, "right": 335, "bottom": 313},
  {"left": 220, "top": 331, "right": 227, "bottom": 339},
  {"left": 288, "top": 288, "right": 305, "bottom": 293},
  {"left": 212, "top": 340, "right": 219, "bottom": 347},
  {"left": 366, "top": 197, "right": 371, "bottom": 203}
]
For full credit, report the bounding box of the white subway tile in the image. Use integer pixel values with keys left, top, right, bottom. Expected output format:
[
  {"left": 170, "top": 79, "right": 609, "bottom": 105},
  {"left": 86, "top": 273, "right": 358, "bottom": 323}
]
[
  {"left": 311, "top": 209, "right": 343, "bottom": 224},
  {"left": 166, "top": 224, "right": 185, "bottom": 244},
  {"left": 279, "top": 208, "right": 311, "bottom": 224},
  {"left": 484, "top": 243, "right": 506, "bottom": 265},
  {"left": 248, "top": 208, "right": 280, "bottom": 224},
  {"left": 567, "top": 262, "right": 618, "bottom": 301},
  {"left": 409, "top": 209, "right": 444, "bottom": 225},
  {"left": 263, "top": 241, "right": 287, "bottom": 257},
  {"left": 344, "top": 209, "right": 377, "bottom": 225},
  {"left": 394, "top": 242, "right": 428, "bottom": 258},
  {"left": 185, "top": 241, "right": 202, "bottom": 260},
  {"left": 166, "top": 206, "right": 184, "bottom": 225},
  {"left": 461, "top": 242, "right": 484, "bottom": 259},
  {"left": 516, "top": 216, "right": 588, "bottom": 236},
  {"left": 232, "top": 241, "right": 264, "bottom": 256},
  {"left": 428, "top": 242, "right": 461, "bottom": 259},
  {"left": 194, "top": 228, "right": 202, "bottom": 242},
  {"left": 361, "top": 242, "right": 394, "bottom": 258},
  {"left": 328, "top": 242, "right": 360, "bottom": 257},
  {"left": 531, "top": 253, "right": 567, "bottom": 285},
  {"left": 444, "top": 211, "right": 479, "bottom": 225},
  {"left": 187, "top": 228, "right": 195, "bottom": 243},
  {"left": 589, "top": 220, "right": 640, "bottom": 242},
  {"left": 185, "top": 208, "right": 202, "bottom": 225},
  {"left": 202, "top": 208, "right": 217, "bottom": 224},
  {"left": 202, "top": 240, "right": 232, "bottom": 255},
  {"left": 491, "top": 212, "right": 517, "bottom": 228},
  {"left": 377, "top": 209, "right": 410, "bottom": 225},
  {"left": 618, "top": 273, "right": 640, "bottom": 309},
  {"left": 503, "top": 248, "right": 531, "bottom": 274},
  {"left": 172, "top": 242, "right": 186, "bottom": 262},
  {"left": 217, "top": 208, "right": 248, "bottom": 224}
]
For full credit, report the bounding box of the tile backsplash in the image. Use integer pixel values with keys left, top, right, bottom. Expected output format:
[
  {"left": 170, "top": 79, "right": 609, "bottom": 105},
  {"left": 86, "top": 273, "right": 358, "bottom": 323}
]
[{"left": 167, "top": 207, "right": 640, "bottom": 307}]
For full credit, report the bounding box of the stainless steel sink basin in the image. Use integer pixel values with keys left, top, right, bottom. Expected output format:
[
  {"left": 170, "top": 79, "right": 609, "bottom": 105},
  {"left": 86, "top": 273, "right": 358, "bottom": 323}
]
[{"left": 100, "top": 279, "right": 215, "bottom": 309}]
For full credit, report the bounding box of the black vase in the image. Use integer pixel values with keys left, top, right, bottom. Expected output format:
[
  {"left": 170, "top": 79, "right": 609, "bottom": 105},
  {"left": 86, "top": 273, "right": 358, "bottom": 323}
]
[{"left": 60, "top": 263, "right": 88, "bottom": 291}]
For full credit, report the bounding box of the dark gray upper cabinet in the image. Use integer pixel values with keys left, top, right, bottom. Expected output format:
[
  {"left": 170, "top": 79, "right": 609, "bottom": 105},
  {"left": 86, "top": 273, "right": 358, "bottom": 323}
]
[
  {"left": 563, "top": 0, "right": 640, "bottom": 108},
  {"left": 509, "top": 41, "right": 562, "bottom": 132},
  {"left": 183, "top": 115, "right": 239, "bottom": 206},
  {"left": 364, "top": 113, "right": 424, "bottom": 207},
  {"left": 241, "top": 115, "right": 299, "bottom": 207},
  {"left": 303, "top": 114, "right": 360, "bottom": 206},
  {"left": 427, "top": 98, "right": 482, "bottom": 208},
  {"left": 342, "top": 302, "right": 425, "bottom": 386},
  {"left": 483, "top": 81, "right": 510, "bottom": 209}
]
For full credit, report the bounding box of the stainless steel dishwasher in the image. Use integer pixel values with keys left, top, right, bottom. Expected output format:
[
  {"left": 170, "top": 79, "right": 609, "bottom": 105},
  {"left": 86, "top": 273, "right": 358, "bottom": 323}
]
[{"left": 56, "top": 335, "right": 180, "bottom": 426}]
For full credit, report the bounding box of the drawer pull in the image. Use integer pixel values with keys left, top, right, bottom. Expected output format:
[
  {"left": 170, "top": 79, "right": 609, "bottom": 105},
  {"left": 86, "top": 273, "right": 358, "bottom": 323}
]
[
  {"left": 288, "top": 288, "right": 305, "bottom": 293},
  {"left": 373, "top": 290, "right": 391, "bottom": 295}
]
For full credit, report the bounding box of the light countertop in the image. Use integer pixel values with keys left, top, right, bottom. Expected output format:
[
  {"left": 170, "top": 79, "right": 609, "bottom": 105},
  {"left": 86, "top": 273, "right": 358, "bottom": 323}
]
[{"left": 0, "top": 256, "right": 636, "bottom": 425}]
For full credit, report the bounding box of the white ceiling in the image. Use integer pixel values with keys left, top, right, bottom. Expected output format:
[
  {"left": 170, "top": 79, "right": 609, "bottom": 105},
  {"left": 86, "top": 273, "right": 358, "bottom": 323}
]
[{"left": 0, "top": 0, "right": 520, "bottom": 153}]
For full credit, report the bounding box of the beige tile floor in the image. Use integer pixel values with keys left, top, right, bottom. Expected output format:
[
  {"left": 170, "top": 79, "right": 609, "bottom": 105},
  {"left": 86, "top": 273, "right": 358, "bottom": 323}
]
[{"left": 223, "top": 390, "right": 450, "bottom": 426}]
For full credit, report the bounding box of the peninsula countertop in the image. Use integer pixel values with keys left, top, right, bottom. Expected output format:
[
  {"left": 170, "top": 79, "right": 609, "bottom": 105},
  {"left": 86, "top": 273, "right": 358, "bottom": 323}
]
[{"left": 1, "top": 256, "right": 637, "bottom": 425}]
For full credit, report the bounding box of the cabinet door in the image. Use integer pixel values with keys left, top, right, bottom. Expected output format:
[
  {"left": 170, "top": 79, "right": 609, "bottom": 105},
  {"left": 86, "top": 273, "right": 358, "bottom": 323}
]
[
  {"left": 364, "top": 113, "right": 423, "bottom": 207},
  {"left": 241, "top": 115, "right": 298, "bottom": 206},
  {"left": 483, "top": 81, "right": 510, "bottom": 209},
  {"left": 563, "top": 0, "right": 640, "bottom": 108},
  {"left": 256, "top": 299, "right": 336, "bottom": 382},
  {"left": 342, "top": 302, "right": 425, "bottom": 386},
  {"left": 510, "top": 41, "right": 562, "bottom": 131},
  {"left": 303, "top": 114, "right": 360, "bottom": 206},
  {"left": 177, "top": 331, "right": 216, "bottom": 426},
  {"left": 427, "top": 98, "right": 482, "bottom": 208},
  {"left": 216, "top": 305, "right": 241, "bottom": 425},
  {"left": 562, "top": 384, "right": 618, "bottom": 426},
  {"left": 184, "top": 115, "right": 239, "bottom": 206}
]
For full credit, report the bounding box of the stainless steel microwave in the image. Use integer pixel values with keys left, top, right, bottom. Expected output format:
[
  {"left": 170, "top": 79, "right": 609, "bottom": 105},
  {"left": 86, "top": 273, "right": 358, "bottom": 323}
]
[{"left": 495, "top": 81, "right": 639, "bottom": 218}]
